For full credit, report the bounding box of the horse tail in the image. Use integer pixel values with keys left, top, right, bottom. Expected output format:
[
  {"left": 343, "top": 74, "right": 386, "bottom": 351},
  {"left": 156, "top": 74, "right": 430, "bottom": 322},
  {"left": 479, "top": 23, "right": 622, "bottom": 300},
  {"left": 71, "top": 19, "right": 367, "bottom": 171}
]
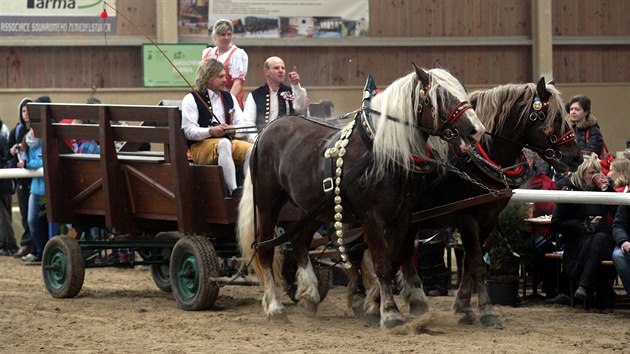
[
  {"left": 236, "top": 171, "right": 285, "bottom": 290},
  {"left": 237, "top": 172, "right": 263, "bottom": 279}
]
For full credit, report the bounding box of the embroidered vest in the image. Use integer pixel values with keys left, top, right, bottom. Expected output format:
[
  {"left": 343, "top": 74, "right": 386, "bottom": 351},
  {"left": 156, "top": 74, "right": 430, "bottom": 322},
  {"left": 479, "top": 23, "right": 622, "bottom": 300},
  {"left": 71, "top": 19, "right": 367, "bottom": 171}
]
[
  {"left": 251, "top": 84, "right": 294, "bottom": 125},
  {"left": 188, "top": 90, "right": 234, "bottom": 147}
]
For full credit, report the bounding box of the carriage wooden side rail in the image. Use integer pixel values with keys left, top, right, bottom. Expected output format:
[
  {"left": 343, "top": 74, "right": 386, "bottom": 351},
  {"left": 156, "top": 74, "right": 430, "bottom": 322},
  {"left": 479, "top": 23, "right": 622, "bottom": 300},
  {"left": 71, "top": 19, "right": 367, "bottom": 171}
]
[{"left": 28, "top": 102, "right": 238, "bottom": 236}]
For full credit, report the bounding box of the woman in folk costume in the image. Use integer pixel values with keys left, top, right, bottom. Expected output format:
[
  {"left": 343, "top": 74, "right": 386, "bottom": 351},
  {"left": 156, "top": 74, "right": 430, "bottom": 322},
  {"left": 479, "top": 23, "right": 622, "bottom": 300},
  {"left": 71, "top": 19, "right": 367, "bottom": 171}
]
[{"left": 202, "top": 19, "right": 248, "bottom": 108}]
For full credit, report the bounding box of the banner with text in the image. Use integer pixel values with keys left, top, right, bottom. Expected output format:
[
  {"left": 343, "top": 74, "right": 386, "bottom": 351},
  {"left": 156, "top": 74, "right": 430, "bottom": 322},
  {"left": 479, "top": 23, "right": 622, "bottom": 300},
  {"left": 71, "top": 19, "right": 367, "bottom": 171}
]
[
  {"left": 142, "top": 43, "right": 206, "bottom": 88},
  {"left": 179, "top": 0, "right": 368, "bottom": 38},
  {"left": 0, "top": 0, "right": 116, "bottom": 36}
]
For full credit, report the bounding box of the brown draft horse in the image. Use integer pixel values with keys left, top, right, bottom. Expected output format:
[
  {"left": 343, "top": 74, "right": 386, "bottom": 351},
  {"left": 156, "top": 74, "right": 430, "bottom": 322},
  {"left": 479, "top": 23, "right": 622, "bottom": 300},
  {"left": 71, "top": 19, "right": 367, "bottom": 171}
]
[
  {"left": 357, "top": 78, "right": 583, "bottom": 328},
  {"left": 237, "top": 65, "right": 485, "bottom": 329}
]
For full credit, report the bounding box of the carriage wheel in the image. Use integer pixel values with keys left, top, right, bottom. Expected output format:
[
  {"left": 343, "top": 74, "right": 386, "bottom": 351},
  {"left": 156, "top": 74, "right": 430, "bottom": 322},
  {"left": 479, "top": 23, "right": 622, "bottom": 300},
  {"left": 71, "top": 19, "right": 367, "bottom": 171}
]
[
  {"left": 283, "top": 255, "right": 332, "bottom": 303},
  {"left": 150, "top": 248, "right": 172, "bottom": 292},
  {"left": 170, "top": 236, "right": 220, "bottom": 311},
  {"left": 42, "top": 235, "right": 85, "bottom": 299}
]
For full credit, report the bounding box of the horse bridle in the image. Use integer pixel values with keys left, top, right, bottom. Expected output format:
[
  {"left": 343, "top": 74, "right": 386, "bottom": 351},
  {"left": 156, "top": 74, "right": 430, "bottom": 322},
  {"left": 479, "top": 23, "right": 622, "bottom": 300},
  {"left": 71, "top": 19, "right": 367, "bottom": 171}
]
[
  {"left": 484, "top": 93, "right": 576, "bottom": 161},
  {"left": 362, "top": 81, "right": 473, "bottom": 142}
]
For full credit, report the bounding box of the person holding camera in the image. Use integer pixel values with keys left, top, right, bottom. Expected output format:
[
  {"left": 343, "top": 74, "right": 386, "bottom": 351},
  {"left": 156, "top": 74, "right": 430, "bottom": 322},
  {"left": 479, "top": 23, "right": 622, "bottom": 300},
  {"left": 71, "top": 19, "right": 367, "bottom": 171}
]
[{"left": 551, "top": 155, "right": 617, "bottom": 313}]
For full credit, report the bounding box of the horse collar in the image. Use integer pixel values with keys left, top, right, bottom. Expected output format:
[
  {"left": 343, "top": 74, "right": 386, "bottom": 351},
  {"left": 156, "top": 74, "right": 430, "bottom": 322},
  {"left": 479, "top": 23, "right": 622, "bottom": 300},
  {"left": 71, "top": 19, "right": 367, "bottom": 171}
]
[{"left": 468, "top": 144, "right": 532, "bottom": 188}]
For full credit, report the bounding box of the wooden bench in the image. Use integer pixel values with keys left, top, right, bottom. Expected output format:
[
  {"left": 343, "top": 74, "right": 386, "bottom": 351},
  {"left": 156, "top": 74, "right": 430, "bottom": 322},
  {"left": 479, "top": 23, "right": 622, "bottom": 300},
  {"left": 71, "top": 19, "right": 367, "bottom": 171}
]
[{"left": 28, "top": 103, "right": 239, "bottom": 237}]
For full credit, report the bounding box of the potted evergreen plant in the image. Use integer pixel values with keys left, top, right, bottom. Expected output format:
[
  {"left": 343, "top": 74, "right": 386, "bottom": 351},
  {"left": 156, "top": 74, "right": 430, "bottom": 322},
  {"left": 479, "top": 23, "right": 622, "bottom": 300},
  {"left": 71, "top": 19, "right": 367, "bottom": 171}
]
[{"left": 485, "top": 200, "right": 531, "bottom": 306}]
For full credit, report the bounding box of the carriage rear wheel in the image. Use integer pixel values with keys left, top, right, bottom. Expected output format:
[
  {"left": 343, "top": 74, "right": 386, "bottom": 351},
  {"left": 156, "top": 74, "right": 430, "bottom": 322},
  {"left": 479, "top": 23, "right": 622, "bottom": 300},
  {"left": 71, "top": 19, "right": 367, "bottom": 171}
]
[
  {"left": 170, "top": 236, "right": 220, "bottom": 311},
  {"left": 150, "top": 248, "right": 172, "bottom": 292},
  {"left": 283, "top": 256, "right": 332, "bottom": 304},
  {"left": 42, "top": 235, "right": 85, "bottom": 298}
]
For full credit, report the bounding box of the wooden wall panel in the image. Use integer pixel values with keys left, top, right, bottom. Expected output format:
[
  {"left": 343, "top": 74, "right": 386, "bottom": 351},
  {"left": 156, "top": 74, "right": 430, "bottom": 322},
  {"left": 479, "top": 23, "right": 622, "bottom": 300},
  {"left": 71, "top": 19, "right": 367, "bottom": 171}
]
[
  {"left": 244, "top": 46, "right": 530, "bottom": 87},
  {"left": 370, "top": 0, "right": 529, "bottom": 37},
  {"left": 1, "top": 47, "right": 141, "bottom": 88},
  {"left": 553, "top": 45, "right": 630, "bottom": 83},
  {"left": 552, "top": 0, "right": 630, "bottom": 36}
]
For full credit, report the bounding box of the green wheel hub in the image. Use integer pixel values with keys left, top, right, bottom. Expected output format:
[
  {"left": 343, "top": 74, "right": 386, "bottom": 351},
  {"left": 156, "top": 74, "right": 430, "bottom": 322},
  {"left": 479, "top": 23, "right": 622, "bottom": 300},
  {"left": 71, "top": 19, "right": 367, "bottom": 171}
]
[
  {"left": 177, "top": 252, "right": 200, "bottom": 300},
  {"left": 44, "top": 249, "right": 69, "bottom": 290}
]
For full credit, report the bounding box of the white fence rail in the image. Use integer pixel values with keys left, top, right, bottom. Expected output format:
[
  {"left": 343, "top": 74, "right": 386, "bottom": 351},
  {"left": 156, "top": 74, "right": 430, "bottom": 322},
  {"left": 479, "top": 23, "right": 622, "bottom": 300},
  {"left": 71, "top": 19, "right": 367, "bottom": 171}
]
[
  {"left": 512, "top": 189, "right": 630, "bottom": 206},
  {"left": 0, "top": 168, "right": 44, "bottom": 179}
]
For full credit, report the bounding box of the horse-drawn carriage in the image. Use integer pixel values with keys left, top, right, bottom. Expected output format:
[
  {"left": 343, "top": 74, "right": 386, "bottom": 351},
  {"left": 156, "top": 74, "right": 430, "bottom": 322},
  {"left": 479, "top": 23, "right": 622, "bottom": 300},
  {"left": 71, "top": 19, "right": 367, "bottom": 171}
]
[
  {"left": 30, "top": 66, "right": 583, "bottom": 330},
  {"left": 28, "top": 102, "right": 332, "bottom": 310}
]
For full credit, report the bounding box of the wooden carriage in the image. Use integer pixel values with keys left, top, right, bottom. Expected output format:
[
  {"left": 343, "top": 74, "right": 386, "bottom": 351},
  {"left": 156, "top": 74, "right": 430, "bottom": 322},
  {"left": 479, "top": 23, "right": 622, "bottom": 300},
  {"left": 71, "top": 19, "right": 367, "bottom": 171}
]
[{"left": 28, "top": 102, "right": 330, "bottom": 310}]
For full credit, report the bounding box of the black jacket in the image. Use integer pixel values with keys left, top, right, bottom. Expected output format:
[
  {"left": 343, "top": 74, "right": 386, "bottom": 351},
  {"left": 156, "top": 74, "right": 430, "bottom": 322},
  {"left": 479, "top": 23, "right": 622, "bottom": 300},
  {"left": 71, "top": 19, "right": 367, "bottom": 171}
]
[{"left": 612, "top": 205, "right": 630, "bottom": 248}]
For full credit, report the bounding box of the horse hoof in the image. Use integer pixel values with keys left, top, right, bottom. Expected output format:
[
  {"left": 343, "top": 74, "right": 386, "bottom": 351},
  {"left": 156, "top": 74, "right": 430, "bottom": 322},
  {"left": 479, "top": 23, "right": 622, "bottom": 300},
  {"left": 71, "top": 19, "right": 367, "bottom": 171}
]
[
  {"left": 364, "top": 313, "right": 380, "bottom": 328},
  {"left": 350, "top": 295, "right": 366, "bottom": 319},
  {"left": 298, "top": 298, "right": 318, "bottom": 318},
  {"left": 409, "top": 300, "right": 429, "bottom": 316},
  {"left": 267, "top": 309, "right": 289, "bottom": 323},
  {"left": 457, "top": 312, "right": 479, "bottom": 325},
  {"left": 480, "top": 314, "right": 503, "bottom": 329},
  {"left": 382, "top": 314, "right": 405, "bottom": 330}
]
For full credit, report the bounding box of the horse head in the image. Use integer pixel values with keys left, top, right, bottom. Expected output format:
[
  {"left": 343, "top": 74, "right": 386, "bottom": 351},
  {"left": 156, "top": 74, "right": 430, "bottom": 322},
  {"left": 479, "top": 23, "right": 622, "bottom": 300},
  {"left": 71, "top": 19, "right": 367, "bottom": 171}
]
[
  {"left": 522, "top": 77, "right": 583, "bottom": 173},
  {"left": 413, "top": 64, "right": 486, "bottom": 155}
]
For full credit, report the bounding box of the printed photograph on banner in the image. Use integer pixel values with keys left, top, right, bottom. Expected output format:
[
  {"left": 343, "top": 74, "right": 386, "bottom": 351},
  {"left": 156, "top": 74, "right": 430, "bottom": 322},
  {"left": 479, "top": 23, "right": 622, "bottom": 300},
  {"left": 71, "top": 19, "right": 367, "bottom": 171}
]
[
  {"left": 179, "top": 0, "right": 369, "bottom": 39},
  {"left": 178, "top": 0, "right": 208, "bottom": 36}
]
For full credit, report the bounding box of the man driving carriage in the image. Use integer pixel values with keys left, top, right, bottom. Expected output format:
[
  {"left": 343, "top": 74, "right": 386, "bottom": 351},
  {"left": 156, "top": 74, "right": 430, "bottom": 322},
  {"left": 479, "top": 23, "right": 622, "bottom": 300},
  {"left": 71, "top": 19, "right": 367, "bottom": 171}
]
[{"left": 182, "top": 58, "right": 252, "bottom": 197}]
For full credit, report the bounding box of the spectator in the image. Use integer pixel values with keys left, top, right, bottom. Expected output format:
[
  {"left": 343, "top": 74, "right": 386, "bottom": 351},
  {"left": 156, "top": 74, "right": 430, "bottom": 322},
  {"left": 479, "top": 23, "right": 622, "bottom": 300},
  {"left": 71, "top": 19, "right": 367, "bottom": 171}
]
[
  {"left": 19, "top": 128, "right": 48, "bottom": 264},
  {"left": 566, "top": 95, "right": 604, "bottom": 157},
  {"left": 202, "top": 19, "right": 248, "bottom": 108},
  {"left": 414, "top": 229, "right": 450, "bottom": 296},
  {"left": 608, "top": 158, "right": 630, "bottom": 193},
  {"left": 522, "top": 151, "right": 558, "bottom": 298},
  {"left": 551, "top": 155, "right": 617, "bottom": 313},
  {"left": 0, "top": 114, "right": 17, "bottom": 256},
  {"left": 7, "top": 98, "right": 33, "bottom": 258},
  {"left": 242, "top": 56, "right": 308, "bottom": 143},
  {"left": 611, "top": 202, "right": 630, "bottom": 299},
  {"left": 181, "top": 58, "right": 252, "bottom": 197}
]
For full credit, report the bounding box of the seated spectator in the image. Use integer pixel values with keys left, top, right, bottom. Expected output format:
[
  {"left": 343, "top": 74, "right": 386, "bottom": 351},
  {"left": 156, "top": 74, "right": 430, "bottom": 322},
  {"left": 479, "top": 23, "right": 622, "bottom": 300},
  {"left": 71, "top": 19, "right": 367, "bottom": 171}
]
[
  {"left": 608, "top": 158, "right": 630, "bottom": 193},
  {"left": 551, "top": 155, "right": 617, "bottom": 313},
  {"left": 611, "top": 203, "right": 630, "bottom": 299}
]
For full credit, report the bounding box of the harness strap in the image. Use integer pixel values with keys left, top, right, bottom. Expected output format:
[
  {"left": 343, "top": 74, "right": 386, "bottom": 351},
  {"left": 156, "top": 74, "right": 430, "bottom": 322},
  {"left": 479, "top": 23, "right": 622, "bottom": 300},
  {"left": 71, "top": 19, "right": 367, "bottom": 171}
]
[{"left": 254, "top": 150, "right": 374, "bottom": 251}]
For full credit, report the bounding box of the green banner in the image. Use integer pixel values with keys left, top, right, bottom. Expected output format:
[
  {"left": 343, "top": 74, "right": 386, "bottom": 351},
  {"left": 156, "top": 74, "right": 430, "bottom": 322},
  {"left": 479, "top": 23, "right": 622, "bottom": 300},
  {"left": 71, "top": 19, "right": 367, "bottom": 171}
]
[{"left": 142, "top": 43, "right": 206, "bottom": 88}]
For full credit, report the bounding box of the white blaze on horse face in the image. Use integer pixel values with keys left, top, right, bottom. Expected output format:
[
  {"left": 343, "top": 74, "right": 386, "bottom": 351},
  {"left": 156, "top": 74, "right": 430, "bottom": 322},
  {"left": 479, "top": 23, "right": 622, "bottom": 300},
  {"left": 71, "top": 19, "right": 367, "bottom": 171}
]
[{"left": 468, "top": 110, "right": 486, "bottom": 144}]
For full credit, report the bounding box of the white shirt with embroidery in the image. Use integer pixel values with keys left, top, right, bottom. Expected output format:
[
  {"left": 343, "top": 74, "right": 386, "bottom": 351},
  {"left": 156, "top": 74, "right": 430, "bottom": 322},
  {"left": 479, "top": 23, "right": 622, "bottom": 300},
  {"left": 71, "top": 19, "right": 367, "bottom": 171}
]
[
  {"left": 201, "top": 46, "right": 248, "bottom": 82},
  {"left": 241, "top": 84, "right": 308, "bottom": 143}
]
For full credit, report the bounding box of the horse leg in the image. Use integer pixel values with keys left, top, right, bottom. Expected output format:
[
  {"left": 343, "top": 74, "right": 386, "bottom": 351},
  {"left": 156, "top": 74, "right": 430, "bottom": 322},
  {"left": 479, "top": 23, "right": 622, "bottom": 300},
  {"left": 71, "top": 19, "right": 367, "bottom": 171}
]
[
  {"left": 453, "top": 250, "right": 479, "bottom": 325},
  {"left": 257, "top": 223, "right": 289, "bottom": 322},
  {"left": 363, "top": 217, "right": 406, "bottom": 329},
  {"left": 345, "top": 243, "right": 368, "bottom": 319},
  {"left": 359, "top": 249, "right": 381, "bottom": 326},
  {"left": 401, "top": 256, "right": 430, "bottom": 317},
  {"left": 452, "top": 222, "right": 479, "bottom": 325},
  {"left": 400, "top": 228, "right": 429, "bottom": 317},
  {"left": 473, "top": 228, "right": 503, "bottom": 329},
  {"left": 291, "top": 223, "right": 321, "bottom": 317}
]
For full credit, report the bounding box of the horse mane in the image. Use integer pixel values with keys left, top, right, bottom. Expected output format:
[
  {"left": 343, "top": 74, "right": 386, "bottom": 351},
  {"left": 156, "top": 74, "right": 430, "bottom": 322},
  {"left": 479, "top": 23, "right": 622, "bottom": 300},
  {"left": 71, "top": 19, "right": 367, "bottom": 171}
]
[
  {"left": 369, "top": 68, "right": 468, "bottom": 180},
  {"left": 469, "top": 82, "right": 566, "bottom": 148}
]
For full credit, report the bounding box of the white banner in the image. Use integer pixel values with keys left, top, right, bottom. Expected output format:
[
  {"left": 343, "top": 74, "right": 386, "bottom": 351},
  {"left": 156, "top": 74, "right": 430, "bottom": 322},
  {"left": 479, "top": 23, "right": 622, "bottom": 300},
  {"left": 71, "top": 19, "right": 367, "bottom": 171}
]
[{"left": 0, "top": 0, "right": 116, "bottom": 36}]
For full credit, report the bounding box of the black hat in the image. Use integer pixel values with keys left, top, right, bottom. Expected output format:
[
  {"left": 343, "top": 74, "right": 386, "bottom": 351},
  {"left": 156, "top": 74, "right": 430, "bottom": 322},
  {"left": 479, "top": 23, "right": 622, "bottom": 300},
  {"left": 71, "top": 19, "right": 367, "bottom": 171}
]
[{"left": 35, "top": 96, "right": 51, "bottom": 103}]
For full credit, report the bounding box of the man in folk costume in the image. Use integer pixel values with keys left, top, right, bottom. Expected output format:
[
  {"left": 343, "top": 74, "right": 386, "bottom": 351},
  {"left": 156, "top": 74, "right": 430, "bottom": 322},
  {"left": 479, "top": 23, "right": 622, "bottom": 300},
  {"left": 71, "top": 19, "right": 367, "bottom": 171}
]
[
  {"left": 242, "top": 56, "right": 308, "bottom": 143},
  {"left": 182, "top": 59, "right": 252, "bottom": 197}
]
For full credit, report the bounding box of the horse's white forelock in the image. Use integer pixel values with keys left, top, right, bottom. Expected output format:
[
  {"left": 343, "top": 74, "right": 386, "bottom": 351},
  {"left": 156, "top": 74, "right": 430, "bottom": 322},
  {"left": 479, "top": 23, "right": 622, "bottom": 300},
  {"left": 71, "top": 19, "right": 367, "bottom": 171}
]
[{"left": 369, "top": 68, "right": 467, "bottom": 180}]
